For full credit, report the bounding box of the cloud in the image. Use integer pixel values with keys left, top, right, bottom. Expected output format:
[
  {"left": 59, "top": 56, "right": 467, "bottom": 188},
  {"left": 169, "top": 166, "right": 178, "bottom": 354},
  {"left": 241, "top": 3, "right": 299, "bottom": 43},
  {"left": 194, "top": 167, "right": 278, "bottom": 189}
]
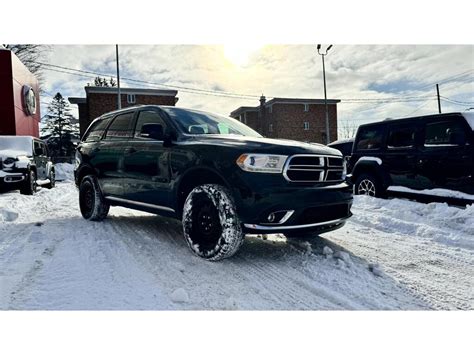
[{"left": 39, "top": 45, "right": 474, "bottom": 135}]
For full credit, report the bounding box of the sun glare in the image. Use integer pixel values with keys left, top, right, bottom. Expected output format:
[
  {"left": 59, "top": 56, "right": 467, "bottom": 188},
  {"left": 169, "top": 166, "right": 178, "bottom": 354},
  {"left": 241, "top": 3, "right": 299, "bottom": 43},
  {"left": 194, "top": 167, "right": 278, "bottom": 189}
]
[{"left": 223, "top": 44, "right": 263, "bottom": 67}]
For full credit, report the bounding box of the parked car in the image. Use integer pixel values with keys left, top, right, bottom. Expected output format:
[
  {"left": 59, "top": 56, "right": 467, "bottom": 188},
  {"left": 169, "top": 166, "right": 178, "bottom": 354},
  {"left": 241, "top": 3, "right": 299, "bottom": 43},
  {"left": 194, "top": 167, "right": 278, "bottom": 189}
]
[
  {"left": 75, "top": 105, "right": 353, "bottom": 260},
  {"left": 348, "top": 112, "right": 474, "bottom": 197},
  {"left": 327, "top": 138, "right": 354, "bottom": 160},
  {"left": 0, "top": 136, "right": 55, "bottom": 195}
]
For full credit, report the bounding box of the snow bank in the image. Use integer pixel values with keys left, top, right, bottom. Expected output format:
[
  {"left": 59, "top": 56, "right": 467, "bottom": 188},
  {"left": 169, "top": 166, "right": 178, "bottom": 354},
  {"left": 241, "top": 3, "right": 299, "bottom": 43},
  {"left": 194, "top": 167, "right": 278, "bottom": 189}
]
[
  {"left": 353, "top": 195, "right": 474, "bottom": 250},
  {"left": 54, "top": 163, "right": 75, "bottom": 181},
  {"left": 0, "top": 207, "right": 19, "bottom": 222},
  {"left": 388, "top": 185, "right": 474, "bottom": 201}
]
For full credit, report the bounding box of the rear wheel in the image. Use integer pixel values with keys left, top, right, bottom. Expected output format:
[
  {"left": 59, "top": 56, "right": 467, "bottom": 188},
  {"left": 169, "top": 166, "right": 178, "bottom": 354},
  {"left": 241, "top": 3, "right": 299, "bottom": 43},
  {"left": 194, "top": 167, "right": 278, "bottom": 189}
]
[
  {"left": 79, "top": 175, "right": 109, "bottom": 221},
  {"left": 20, "top": 170, "right": 37, "bottom": 195},
  {"left": 45, "top": 169, "right": 55, "bottom": 189},
  {"left": 354, "top": 173, "right": 384, "bottom": 197},
  {"left": 182, "top": 184, "right": 244, "bottom": 261}
]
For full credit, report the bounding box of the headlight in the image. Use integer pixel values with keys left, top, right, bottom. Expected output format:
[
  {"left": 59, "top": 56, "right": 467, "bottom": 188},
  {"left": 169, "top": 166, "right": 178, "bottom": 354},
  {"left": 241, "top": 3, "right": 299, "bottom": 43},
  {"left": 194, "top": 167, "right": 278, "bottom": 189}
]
[
  {"left": 236, "top": 154, "right": 288, "bottom": 173},
  {"left": 3, "top": 157, "right": 17, "bottom": 168}
]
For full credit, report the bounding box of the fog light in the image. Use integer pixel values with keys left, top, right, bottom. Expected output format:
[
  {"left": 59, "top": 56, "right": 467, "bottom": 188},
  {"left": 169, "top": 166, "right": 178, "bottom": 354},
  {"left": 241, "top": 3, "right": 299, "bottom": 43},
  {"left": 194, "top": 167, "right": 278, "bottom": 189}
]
[{"left": 265, "top": 210, "right": 295, "bottom": 224}]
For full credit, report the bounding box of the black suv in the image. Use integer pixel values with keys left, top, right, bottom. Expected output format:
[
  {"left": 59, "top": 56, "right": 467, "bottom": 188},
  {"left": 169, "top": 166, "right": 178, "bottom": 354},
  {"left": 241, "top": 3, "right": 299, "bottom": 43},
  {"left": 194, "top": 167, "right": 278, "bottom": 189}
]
[
  {"left": 0, "top": 136, "right": 55, "bottom": 195},
  {"left": 75, "top": 106, "right": 352, "bottom": 260},
  {"left": 349, "top": 112, "right": 474, "bottom": 197}
]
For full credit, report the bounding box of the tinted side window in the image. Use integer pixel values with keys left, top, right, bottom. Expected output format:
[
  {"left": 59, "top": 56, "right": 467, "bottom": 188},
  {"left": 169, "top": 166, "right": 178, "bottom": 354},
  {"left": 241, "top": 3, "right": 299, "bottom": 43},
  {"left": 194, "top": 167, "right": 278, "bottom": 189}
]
[
  {"left": 356, "top": 126, "right": 384, "bottom": 150},
  {"left": 424, "top": 120, "right": 466, "bottom": 146},
  {"left": 34, "top": 141, "right": 43, "bottom": 155},
  {"left": 387, "top": 126, "right": 415, "bottom": 149},
  {"left": 84, "top": 118, "right": 111, "bottom": 142},
  {"left": 105, "top": 112, "right": 135, "bottom": 140},
  {"left": 134, "top": 110, "right": 167, "bottom": 138}
]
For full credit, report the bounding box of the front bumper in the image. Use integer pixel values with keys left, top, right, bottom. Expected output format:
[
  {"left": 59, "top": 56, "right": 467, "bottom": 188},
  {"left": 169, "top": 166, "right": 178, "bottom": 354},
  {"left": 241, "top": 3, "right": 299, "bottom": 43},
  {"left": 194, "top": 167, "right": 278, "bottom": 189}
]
[
  {"left": 0, "top": 170, "right": 26, "bottom": 184},
  {"left": 232, "top": 176, "right": 353, "bottom": 233}
]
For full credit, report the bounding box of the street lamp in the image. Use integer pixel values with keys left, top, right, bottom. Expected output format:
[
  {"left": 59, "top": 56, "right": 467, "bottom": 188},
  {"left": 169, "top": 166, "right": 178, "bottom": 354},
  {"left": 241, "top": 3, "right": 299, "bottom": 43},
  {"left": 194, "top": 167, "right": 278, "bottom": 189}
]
[{"left": 317, "top": 44, "right": 333, "bottom": 144}]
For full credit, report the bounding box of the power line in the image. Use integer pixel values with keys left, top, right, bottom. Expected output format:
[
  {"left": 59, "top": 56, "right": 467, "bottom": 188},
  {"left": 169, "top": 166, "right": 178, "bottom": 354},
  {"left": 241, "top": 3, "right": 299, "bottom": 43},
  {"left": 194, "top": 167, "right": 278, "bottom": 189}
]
[{"left": 35, "top": 61, "right": 261, "bottom": 100}]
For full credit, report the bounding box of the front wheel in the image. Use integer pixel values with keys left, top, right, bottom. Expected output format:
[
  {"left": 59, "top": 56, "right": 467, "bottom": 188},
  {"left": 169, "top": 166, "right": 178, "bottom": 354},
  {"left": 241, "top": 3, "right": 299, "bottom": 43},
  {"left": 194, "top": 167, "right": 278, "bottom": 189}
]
[
  {"left": 354, "top": 173, "right": 384, "bottom": 197},
  {"left": 182, "top": 184, "right": 245, "bottom": 261},
  {"left": 79, "top": 175, "right": 110, "bottom": 221},
  {"left": 20, "top": 170, "right": 37, "bottom": 195}
]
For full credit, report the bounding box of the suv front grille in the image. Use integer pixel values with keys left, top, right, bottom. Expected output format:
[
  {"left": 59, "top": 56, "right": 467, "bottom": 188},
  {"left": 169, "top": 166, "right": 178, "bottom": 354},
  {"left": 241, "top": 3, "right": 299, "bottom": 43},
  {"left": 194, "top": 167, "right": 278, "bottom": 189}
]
[{"left": 283, "top": 155, "right": 344, "bottom": 183}]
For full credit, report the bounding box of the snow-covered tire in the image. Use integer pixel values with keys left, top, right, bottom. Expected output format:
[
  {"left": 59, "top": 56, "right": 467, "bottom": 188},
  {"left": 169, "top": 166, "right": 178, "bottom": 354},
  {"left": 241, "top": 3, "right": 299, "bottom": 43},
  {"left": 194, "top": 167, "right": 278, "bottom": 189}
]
[
  {"left": 20, "top": 170, "right": 37, "bottom": 195},
  {"left": 182, "top": 184, "right": 245, "bottom": 261},
  {"left": 79, "top": 175, "right": 110, "bottom": 221},
  {"left": 45, "top": 169, "right": 55, "bottom": 189}
]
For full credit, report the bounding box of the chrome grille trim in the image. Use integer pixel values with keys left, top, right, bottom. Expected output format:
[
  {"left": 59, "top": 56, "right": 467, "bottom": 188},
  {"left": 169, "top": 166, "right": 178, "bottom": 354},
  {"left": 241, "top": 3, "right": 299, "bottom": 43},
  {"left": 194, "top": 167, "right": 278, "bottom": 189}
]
[{"left": 283, "top": 154, "right": 344, "bottom": 182}]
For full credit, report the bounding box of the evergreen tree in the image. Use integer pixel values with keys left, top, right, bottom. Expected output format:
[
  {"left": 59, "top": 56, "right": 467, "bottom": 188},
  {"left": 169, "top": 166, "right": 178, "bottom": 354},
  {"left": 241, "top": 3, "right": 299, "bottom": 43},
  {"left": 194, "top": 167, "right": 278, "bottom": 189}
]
[{"left": 41, "top": 93, "right": 80, "bottom": 158}]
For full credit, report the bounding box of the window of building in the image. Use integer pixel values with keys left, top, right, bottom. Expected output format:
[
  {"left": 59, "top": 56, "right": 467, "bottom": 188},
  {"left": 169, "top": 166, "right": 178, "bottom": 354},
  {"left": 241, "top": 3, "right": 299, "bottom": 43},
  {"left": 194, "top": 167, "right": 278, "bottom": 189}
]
[
  {"left": 134, "top": 110, "right": 167, "bottom": 138},
  {"left": 387, "top": 126, "right": 416, "bottom": 149},
  {"left": 83, "top": 117, "right": 111, "bottom": 142},
  {"left": 424, "top": 120, "right": 466, "bottom": 146},
  {"left": 304, "top": 104, "right": 309, "bottom": 112},
  {"left": 303, "top": 122, "right": 310, "bottom": 130},
  {"left": 105, "top": 112, "right": 135, "bottom": 140},
  {"left": 127, "top": 94, "right": 136, "bottom": 104},
  {"left": 356, "top": 126, "right": 384, "bottom": 150},
  {"left": 268, "top": 123, "right": 273, "bottom": 133}
]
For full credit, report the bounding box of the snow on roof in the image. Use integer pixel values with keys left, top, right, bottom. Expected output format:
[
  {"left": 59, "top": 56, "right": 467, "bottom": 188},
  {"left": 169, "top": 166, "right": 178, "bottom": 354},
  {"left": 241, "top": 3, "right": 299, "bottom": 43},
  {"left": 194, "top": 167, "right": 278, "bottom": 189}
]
[{"left": 462, "top": 112, "right": 474, "bottom": 130}]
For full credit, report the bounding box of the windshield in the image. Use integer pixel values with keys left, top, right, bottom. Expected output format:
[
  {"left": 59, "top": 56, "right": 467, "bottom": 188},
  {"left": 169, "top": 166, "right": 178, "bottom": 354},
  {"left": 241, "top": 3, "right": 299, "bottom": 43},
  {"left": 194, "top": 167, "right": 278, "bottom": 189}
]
[
  {"left": 0, "top": 136, "right": 33, "bottom": 156},
  {"left": 161, "top": 107, "right": 262, "bottom": 138}
]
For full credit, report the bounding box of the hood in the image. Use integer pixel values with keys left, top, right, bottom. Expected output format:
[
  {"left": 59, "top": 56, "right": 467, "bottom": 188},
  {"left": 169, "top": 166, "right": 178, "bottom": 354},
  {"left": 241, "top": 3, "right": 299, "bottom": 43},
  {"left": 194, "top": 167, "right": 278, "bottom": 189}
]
[
  {"left": 183, "top": 134, "right": 342, "bottom": 156},
  {"left": 0, "top": 149, "right": 30, "bottom": 160}
]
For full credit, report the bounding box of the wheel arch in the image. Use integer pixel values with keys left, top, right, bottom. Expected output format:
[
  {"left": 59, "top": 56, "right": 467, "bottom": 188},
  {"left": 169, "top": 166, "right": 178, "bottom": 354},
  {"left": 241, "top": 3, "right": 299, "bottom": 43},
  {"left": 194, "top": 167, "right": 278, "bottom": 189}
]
[
  {"left": 175, "top": 166, "right": 231, "bottom": 217},
  {"left": 352, "top": 159, "right": 391, "bottom": 188}
]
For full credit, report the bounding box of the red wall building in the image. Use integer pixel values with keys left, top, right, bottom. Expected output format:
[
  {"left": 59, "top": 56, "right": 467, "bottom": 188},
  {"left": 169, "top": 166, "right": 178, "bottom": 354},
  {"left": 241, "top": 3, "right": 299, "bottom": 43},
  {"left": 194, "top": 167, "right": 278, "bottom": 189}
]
[{"left": 0, "top": 49, "right": 41, "bottom": 137}]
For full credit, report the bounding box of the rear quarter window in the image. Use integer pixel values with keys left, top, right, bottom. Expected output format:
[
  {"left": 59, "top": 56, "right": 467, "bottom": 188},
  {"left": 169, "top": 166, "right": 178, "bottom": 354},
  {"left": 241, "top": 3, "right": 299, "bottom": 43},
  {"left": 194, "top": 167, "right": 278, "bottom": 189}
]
[{"left": 356, "top": 126, "right": 384, "bottom": 151}]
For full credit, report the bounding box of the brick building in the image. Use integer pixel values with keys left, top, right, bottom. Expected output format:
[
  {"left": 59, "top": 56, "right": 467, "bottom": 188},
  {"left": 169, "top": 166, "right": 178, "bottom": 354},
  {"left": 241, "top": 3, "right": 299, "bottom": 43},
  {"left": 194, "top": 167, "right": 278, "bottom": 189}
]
[
  {"left": 230, "top": 96, "right": 340, "bottom": 144},
  {"left": 69, "top": 86, "right": 178, "bottom": 136}
]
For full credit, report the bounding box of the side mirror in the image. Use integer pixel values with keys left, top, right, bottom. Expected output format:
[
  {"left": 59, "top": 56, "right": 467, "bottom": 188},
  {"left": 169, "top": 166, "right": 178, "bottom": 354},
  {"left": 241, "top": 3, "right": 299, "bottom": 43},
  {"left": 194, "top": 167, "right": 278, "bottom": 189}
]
[{"left": 140, "top": 123, "right": 164, "bottom": 140}]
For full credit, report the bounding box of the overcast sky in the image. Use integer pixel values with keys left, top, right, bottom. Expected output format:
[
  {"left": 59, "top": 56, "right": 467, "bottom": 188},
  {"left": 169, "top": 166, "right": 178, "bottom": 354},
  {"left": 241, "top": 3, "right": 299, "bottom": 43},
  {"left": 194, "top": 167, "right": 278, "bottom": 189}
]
[{"left": 39, "top": 45, "right": 473, "bottom": 137}]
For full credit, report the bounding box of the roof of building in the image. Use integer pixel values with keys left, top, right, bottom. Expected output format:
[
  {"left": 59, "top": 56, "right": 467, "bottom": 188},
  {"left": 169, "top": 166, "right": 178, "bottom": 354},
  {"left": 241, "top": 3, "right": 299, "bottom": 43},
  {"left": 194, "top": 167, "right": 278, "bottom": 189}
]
[
  {"left": 68, "top": 97, "right": 87, "bottom": 104},
  {"left": 230, "top": 97, "right": 340, "bottom": 117},
  {"left": 229, "top": 106, "right": 259, "bottom": 117},
  {"left": 84, "top": 86, "right": 178, "bottom": 96}
]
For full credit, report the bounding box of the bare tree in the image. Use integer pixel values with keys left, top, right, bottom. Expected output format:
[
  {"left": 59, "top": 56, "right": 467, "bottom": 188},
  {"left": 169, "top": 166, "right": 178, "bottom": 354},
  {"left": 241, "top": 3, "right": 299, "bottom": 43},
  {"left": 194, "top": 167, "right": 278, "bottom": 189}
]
[
  {"left": 93, "top": 76, "right": 117, "bottom": 87},
  {"left": 3, "top": 44, "right": 51, "bottom": 85},
  {"left": 339, "top": 120, "right": 359, "bottom": 139}
]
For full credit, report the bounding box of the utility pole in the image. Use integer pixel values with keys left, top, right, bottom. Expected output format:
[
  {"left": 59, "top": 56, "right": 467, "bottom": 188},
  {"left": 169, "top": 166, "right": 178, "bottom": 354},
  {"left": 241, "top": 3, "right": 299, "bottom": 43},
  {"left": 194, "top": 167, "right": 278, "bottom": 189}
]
[
  {"left": 317, "top": 44, "right": 333, "bottom": 145},
  {"left": 436, "top": 84, "right": 441, "bottom": 114},
  {"left": 116, "top": 44, "right": 121, "bottom": 110}
]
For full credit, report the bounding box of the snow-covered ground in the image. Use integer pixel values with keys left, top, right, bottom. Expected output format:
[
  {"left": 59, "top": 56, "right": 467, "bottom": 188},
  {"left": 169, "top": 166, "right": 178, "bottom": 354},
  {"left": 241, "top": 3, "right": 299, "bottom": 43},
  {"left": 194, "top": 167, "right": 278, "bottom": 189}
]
[{"left": 0, "top": 167, "right": 472, "bottom": 310}]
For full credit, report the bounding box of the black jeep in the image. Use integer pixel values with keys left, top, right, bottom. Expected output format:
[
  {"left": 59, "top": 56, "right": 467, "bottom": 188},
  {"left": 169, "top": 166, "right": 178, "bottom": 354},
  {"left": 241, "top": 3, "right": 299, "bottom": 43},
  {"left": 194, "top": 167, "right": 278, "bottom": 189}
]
[
  {"left": 75, "top": 106, "right": 352, "bottom": 260},
  {"left": 0, "top": 136, "right": 55, "bottom": 195},
  {"left": 349, "top": 112, "right": 474, "bottom": 197}
]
